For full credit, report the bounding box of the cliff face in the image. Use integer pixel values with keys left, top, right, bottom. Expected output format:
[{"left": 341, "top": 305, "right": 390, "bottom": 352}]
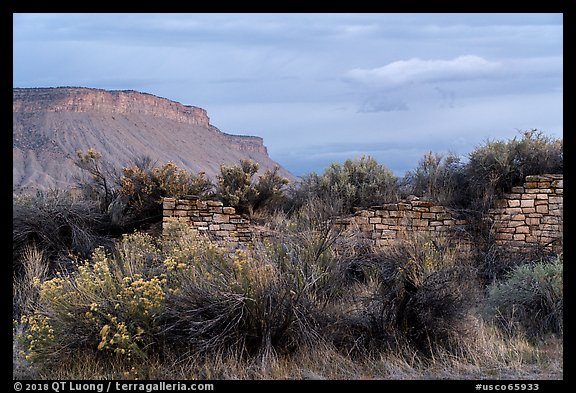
[
  {"left": 14, "top": 87, "right": 210, "bottom": 126},
  {"left": 13, "top": 87, "right": 288, "bottom": 193}
]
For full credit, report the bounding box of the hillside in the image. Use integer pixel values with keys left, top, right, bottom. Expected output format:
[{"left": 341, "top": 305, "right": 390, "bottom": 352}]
[{"left": 13, "top": 87, "right": 294, "bottom": 193}]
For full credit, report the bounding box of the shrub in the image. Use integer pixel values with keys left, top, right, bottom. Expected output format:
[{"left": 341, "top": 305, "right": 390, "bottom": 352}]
[
  {"left": 12, "top": 190, "right": 113, "bottom": 275},
  {"left": 216, "top": 160, "right": 289, "bottom": 215},
  {"left": 13, "top": 245, "right": 48, "bottom": 319},
  {"left": 292, "top": 156, "right": 399, "bottom": 214},
  {"left": 403, "top": 151, "right": 468, "bottom": 207},
  {"left": 372, "top": 233, "right": 480, "bottom": 355},
  {"left": 160, "top": 221, "right": 322, "bottom": 359},
  {"left": 15, "top": 234, "right": 165, "bottom": 364},
  {"left": 484, "top": 257, "right": 563, "bottom": 340},
  {"left": 466, "top": 130, "right": 562, "bottom": 211},
  {"left": 74, "top": 148, "right": 119, "bottom": 211},
  {"left": 119, "top": 159, "right": 213, "bottom": 227}
]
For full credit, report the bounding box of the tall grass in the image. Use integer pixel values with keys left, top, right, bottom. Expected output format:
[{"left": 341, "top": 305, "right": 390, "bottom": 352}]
[{"left": 13, "top": 202, "right": 563, "bottom": 380}]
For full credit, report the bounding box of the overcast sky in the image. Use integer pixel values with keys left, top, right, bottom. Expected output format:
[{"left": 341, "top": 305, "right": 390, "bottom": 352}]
[{"left": 13, "top": 13, "right": 563, "bottom": 176}]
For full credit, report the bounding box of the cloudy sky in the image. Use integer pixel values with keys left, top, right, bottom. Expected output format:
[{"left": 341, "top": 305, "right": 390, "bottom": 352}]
[{"left": 13, "top": 13, "right": 563, "bottom": 176}]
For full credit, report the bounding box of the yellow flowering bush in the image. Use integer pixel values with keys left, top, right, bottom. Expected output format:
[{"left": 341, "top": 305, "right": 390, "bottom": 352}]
[{"left": 17, "top": 233, "right": 168, "bottom": 363}]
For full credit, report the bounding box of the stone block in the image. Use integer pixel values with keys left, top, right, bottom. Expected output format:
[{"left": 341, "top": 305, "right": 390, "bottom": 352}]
[
  {"left": 535, "top": 205, "right": 548, "bottom": 214},
  {"left": 535, "top": 193, "right": 549, "bottom": 200},
  {"left": 513, "top": 234, "right": 526, "bottom": 241},
  {"left": 411, "top": 201, "right": 434, "bottom": 207},
  {"left": 548, "top": 196, "right": 562, "bottom": 204},
  {"left": 508, "top": 200, "right": 521, "bottom": 208},
  {"left": 521, "top": 208, "right": 536, "bottom": 214},
  {"left": 421, "top": 212, "right": 435, "bottom": 219},
  {"left": 223, "top": 207, "right": 236, "bottom": 215},
  {"left": 496, "top": 227, "right": 516, "bottom": 233},
  {"left": 541, "top": 216, "right": 560, "bottom": 225},
  {"left": 206, "top": 200, "right": 224, "bottom": 207},
  {"left": 208, "top": 206, "right": 223, "bottom": 213},
  {"left": 521, "top": 193, "right": 536, "bottom": 199},
  {"left": 520, "top": 199, "right": 534, "bottom": 208},
  {"left": 375, "top": 210, "right": 390, "bottom": 217},
  {"left": 511, "top": 214, "right": 525, "bottom": 221},
  {"left": 208, "top": 224, "right": 220, "bottom": 231},
  {"left": 495, "top": 233, "right": 513, "bottom": 241},
  {"left": 436, "top": 213, "right": 452, "bottom": 220},
  {"left": 515, "top": 226, "right": 529, "bottom": 234},
  {"left": 369, "top": 217, "right": 382, "bottom": 224},
  {"left": 212, "top": 214, "right": 230, "bottom": 223},
  {"left": 405, "top": 211, "right": 421, "bottom": 219},
  {"left": 548, "top": 208, "right": 563, "bottom": 217},
  {"left": 163, "top": 200, "right": 176, "bottom": 210}
]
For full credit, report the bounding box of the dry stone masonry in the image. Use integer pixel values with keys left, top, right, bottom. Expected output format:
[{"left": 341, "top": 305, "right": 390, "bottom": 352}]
[
  {"left": 162, "top": 174, "right": 562, "bottom": 254},
  {"left": 489, "top": 174, "right": 563, "bottom": 253},
  {"left": 334, "top": 199, "right": 468, "bottom": 247},
  {"left": 162, "top": 196, "right": 251, "bottom": 249}
]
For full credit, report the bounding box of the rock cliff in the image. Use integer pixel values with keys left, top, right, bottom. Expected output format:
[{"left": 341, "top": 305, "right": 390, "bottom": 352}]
[{"left": 13, "top": 87, "right": 290, "bottom": 193}]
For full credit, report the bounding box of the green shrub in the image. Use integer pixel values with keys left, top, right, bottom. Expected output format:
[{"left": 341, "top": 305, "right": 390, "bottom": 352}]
[
  {"left": 373, "top": 233, "right": 480, "bottom": 355},
  {"left": 119, "top": 159, "right": 213, "bottom": 226},
  {"left": 466, "top": 130, "right": 562, "bottom": 211},
  {"left": 403, "top": 151, "right": 468, "bottom": 207},
  {"left": 216, "top": 160, "right": 289, "bottom": 215},
  {"left": 15, "top": 233, "right": 165, "bottom": 364},
  {"left": 158, "top": 221, "right": 323, "bottom": 359},
  {"left": 485, "top": 258, "right": 563, "bottom": 340},
  {"left": 292, "top": 156, "right": 399, "bottom": 214}
]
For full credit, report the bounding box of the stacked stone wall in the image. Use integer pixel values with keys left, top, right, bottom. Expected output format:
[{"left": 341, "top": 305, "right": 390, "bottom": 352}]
[
  {"left": 489, "top": 174, "right": 563, "bottom": 253},
  {"left": 161, "top": 174, "right": 562, "bottom": 254},
  {"left": 162, "top": 196, "right": 251, "bottom": 249}
]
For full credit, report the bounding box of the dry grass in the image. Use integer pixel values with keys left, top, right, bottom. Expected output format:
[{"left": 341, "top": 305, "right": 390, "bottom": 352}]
[{"left": 14, "top": 320, "right": 562, "bottom": 380}]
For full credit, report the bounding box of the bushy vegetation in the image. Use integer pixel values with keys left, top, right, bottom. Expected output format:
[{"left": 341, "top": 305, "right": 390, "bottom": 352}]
[
  {"left": 216, "top": 159, "right": 289, "bottom": 215},
  {"left": 372, "top": 234, "right": 480, "bottom": 355},
  {"left": 403, "top": 151, "right": 468, "bottom": 207},
  {"left": 13, "top": 218, "right": 563, "bottom": 379},
  {"left": 465, "top": 130, "right": 562, "bottom": 211},
  {"left": 292, "top": 155, "right": 399, "bottom": 214},
  {"left": 12, "top": 190, "right": 114, "bottom": 277},
  {"left": 484, "top": 258, "right": 563, "bottom": 340},
  {"left": 13, "top": 130, "right": 563, "bottom": 379}
]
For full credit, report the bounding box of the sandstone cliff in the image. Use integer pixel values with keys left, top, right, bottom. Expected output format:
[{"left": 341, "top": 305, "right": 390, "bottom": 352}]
[{"left": 13, "top": 87, "right": 290, "bottom": 193}]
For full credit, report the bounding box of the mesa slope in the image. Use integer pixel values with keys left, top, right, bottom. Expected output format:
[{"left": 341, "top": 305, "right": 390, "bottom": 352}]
[{"left": 13, "top": 87, "right": 293, "bottom": 193}]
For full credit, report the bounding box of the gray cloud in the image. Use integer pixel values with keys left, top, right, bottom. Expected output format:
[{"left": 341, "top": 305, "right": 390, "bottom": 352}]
[
  {"left": 359, "top": 95, "right": 409, "bottom": 113},
  {"left": 347, "top": 55, "right": 501, "bottom": 89},
  {"left": 13, "top": 13, "right": 563, "bottom": 177}
]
